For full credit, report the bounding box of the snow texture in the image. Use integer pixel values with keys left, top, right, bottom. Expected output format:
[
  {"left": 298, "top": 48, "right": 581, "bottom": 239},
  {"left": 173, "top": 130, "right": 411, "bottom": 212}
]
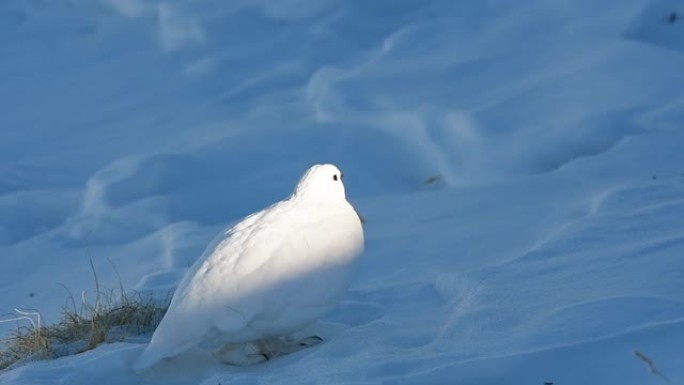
[{"left": 1, "top": 0, "right": 684, "bottom": 384}]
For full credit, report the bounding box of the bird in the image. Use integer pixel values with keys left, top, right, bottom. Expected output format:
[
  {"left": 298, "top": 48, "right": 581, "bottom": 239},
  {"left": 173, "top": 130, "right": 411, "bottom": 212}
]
[{"left": 133, "top": 164, "right": 364, "bottom": 371}]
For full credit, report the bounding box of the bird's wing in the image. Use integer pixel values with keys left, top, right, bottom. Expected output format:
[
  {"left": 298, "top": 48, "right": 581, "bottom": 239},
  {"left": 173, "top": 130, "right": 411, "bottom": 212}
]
[
  {"left": 171, "top": 208, "right": 268, "bottom": 306},
  {"left": 203, "top": 202, "right": 303, "bottom": 332},
  {"left": 134, "top": 207, "right": 275, "bottom": 370}
]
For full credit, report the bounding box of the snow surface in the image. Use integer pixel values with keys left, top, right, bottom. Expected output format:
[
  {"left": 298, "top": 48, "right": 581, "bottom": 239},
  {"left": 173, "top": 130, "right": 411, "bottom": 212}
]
[{"left": 1, "top": 0, "right": 683, "bottom": 384}]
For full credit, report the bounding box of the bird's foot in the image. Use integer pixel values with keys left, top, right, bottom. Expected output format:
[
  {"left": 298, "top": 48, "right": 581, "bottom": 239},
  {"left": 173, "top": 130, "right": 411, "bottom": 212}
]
[
  {"left": 266, "top": 335, "right": 323, "bottom": 355},
  {"left": 297, "top": 335, "right": 324, "bottom": 348},
  {"left": 213, "top": 342, "right": 268, "bottom": 366},
  {"left": 214, "top": 336, "right": 324, "bottom": 365}
]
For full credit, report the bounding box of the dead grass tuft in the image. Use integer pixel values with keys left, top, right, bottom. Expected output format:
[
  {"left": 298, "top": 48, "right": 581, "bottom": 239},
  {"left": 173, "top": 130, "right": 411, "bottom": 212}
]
[{"left": 0, "top": 260, "right": 169, "bottom": 371}]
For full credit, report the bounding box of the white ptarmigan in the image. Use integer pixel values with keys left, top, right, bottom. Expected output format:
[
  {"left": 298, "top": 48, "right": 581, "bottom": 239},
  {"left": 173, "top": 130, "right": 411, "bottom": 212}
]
[{"left": 133, "top": 164, "right": 364, "bottom": 371}]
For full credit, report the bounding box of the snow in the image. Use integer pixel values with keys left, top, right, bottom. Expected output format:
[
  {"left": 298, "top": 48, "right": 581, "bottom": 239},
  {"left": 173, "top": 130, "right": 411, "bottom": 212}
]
[{"left": 1, "top": 0, "right": 683, "bottom": 384}]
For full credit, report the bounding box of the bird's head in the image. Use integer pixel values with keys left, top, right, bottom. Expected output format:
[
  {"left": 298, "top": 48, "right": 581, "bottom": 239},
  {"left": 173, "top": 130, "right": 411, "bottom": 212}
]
[{"left": 293, "top": 164, "right": 347, "bottom": 203}]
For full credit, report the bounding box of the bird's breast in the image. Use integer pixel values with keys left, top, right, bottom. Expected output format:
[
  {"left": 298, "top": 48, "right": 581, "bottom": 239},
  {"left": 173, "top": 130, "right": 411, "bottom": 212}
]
[{"left": 255, "top": 206, "right": 363, "bottom": 306}]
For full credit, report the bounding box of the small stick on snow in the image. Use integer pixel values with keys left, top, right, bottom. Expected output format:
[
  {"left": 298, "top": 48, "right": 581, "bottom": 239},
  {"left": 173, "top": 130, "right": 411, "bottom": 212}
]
[{"left": 634, "top": 350, "right": 670, "bottom": 384}]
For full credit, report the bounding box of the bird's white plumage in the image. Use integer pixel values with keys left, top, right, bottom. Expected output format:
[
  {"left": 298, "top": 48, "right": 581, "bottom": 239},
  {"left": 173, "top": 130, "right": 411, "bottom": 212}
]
[{"left": 133, "top": 164, "right": 364, "bottom": 370}]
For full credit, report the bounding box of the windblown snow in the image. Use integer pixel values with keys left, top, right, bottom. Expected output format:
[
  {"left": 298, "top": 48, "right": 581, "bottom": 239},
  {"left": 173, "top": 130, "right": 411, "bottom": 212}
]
[{"left": 1, "top": 0, "right": 683, "bottom": 384}]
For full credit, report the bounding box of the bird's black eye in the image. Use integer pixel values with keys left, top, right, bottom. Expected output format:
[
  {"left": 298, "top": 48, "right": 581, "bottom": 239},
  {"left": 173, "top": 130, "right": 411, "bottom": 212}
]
[{"left": 333, "top": 174, "right": 339, "bottom": 181}]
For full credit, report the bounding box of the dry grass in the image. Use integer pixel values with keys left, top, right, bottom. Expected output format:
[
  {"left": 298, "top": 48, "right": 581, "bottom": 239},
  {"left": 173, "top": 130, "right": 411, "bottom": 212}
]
[{"left": 0, "top": 260, "right": 169, "bottom": 371}]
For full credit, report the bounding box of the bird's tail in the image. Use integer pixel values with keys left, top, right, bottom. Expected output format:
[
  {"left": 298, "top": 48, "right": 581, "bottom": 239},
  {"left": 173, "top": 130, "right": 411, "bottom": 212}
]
[{"left": 132, "top": 343, "right": 165, "bottom": 372}]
